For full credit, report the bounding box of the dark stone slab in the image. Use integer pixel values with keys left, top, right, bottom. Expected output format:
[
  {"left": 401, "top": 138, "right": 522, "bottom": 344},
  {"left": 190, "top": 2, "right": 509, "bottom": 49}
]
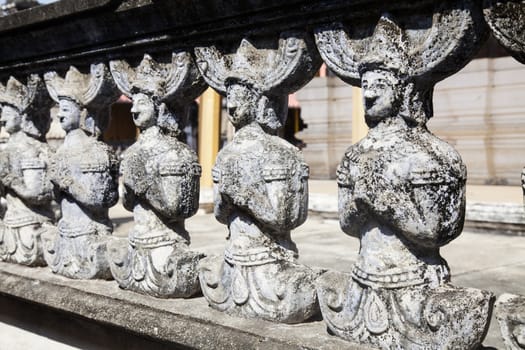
[
  {"left": 0, "top": 0, "right": 438, "bottom": 77},
  {"left": 0, "top": 294, "right": 180, "bottom": 350}
]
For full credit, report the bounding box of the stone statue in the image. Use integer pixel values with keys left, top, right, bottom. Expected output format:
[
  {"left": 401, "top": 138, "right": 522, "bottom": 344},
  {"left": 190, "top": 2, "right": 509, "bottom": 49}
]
[
  {"left": 315, "top": 6, "right": 494, "bottom": 349},
  {"left": 0, "top": 75, "right": 55, "bottom": 266},
  {"left": 194, "top": 33, "right": 322, "bottom": 323},
  {"left": 42, "top": 64, "right": 120, "bottom": 279},
  {"left": 107, "top": 53, "right": 206, "bottom": 298},
  {"left": 484, "top": 1, "right": 525, "bottom": 348}
]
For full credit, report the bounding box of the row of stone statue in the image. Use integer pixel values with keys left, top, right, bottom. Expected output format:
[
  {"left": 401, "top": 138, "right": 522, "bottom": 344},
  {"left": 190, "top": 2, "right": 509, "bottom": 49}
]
[{"left": 0, "top": 2, "right": 523, "bottom": 348}]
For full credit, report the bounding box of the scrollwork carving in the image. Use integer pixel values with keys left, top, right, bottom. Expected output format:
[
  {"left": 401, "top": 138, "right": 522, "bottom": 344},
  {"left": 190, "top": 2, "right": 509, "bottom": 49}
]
[
  {"left": 315, "top": 1, "right": 488, "bottom": 86},
  {"left": 484, "top": 0, "right": 525, "bottom": 64},
  {"left": 496, "top": 294, "right": 525, "bottom": 349}
]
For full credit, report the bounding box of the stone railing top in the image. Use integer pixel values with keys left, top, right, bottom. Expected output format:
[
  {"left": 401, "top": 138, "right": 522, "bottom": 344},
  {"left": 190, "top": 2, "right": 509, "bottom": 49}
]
[
  {"left": 0, "top": 0, "right": 442, "bottom": 77},
  {"left": 0, "top": 0, "right": 119, "bottom": 32},
  {"left": 0, "top": 262, "right": 370, "bottom": 350}
]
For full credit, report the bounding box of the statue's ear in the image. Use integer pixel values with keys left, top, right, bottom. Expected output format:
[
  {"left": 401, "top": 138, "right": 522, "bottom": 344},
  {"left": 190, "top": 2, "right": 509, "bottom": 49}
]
[
  {"left": 255, "top": 95, "right": 268, "bottom": 124},
  {"left": 79, "top": 107, "right": 99, "bottom": 137},
  {"left": 398, "top": 83, "right": 433, "bottom": 127},
  {"left": 157, "top": 102, "right": 181, "bottom": 135},
  {"left": 255, "top": 94, "right": 287, "bottom": 129},
  {"left": 21, "top": 113, "right": 42, "bottom": 139},
  {"left": 158, "top": 102, "right": 168, "bottom": 119}
]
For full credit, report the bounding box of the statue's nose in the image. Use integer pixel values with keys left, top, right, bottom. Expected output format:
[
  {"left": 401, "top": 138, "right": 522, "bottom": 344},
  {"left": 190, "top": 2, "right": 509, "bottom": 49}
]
[{"left": 363, "top": 88, "right": 376, "bottom": 99}]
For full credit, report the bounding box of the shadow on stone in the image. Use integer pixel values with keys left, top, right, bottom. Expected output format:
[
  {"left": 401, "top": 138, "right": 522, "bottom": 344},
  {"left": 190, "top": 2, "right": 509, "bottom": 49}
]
[{"left": 0, "top": 294, "right": 190, "bottom": 350}]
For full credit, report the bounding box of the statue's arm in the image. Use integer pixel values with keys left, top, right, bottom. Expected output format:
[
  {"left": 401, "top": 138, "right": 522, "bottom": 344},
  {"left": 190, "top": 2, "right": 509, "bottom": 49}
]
[
  {"left": 336, "top": 154, "right": 366, "bottom": 237},
  {"left": 2, "top": 156, "right": 53, "bottom": 204},
  {"left": 338, "top": 186, "right": 366, "bottom": 238},
  {"left": 119, "top": 153, "right": 146, "bottom": 213},
  {"left": 212, "top": 164, "right": 233, "bottom": 225},
  {"left": 6, "top": 175, "right": 52, "bottom": 204},
  {"left": 392, "top": 181, "right": 465, "bottom": 248},
  {"left": 218, "top": 174, "right": 283, "bottom": 229},
  {"left": 373, "top": 164, "right": 466, "bottom": 248},
  {"left": 120, "top": 183, "right": 136, "bottom": 212},
  {"left": 214, "top": 188, "right": 232, "bottom": 225}
]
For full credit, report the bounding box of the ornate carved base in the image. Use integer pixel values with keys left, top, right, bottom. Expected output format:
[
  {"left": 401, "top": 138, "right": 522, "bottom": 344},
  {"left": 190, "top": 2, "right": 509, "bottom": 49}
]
[
  {"left": 317, "top": 270, "right": 494, "bottom": 350},
  {"left": 0, "top": 223, "right": 48, "bottom": 266},
  {"left": 199, "top": 255, "right": 321, "bottom": 324},
  {"left": 495, "top": 294, "right": 525, "bottom": 349},
  {"left": 108, "top": 237, "right": 204, "bottom": 298},
  {"left": 42, "top": 231, "right": 112, "bottom": 280}
]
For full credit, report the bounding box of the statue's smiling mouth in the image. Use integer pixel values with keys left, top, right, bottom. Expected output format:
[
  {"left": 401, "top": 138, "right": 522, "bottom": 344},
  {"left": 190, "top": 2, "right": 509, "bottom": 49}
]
[
  {"left": 227, "top": 107, "right": 236, "bottom": 116},
  {"left": 365, "top": 97, "right": 377, "bottom": 111}
]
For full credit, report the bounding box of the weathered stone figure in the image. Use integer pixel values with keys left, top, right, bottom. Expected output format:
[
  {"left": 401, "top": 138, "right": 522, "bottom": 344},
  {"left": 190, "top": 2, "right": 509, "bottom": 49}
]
[
  {"left": 0, "top": 75, "right": 55, "bottom": 266},
  {"left": 42, "top": 64, "right": 119, "bottom": 279},
  {"left": 107, "top": 53, "right": 206, "bottom": 298},
  {"left": 315, "top": 6, "right": 493, "bottom": 349},
  {"left": 484, "top": 1, "right": 525, "bottom": 348},
  {"left": 195, "top": 33, "right": 322, "bottom": 323}
]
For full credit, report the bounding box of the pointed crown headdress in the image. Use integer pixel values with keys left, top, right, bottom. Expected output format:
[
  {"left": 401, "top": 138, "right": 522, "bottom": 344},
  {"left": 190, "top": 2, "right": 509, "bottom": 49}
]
[
  {"left": 44, "top": 64, "right": 119, "bottom": 136},
  {"left": 315, "top": 2, "right": 488, "bottom": 123},
  {"left": 194, "top": 31, "right": 322, "bottom": 97},
  {"left": 358, "top": 15, "right": 410, "bottom": 78},
  {"left": 315, "top": 2, "right": 487, "bottom": 87},
  {"left": 0, "top": 75, "right": 52, "bottom": 117},
  {"left": 110, "top": 52, "right": 206, "bottom": 107},
  {"left": 44, "top": 64, "right": 118, "bottom": 109},
  {"left": 0, "top": 75, "right": 53, "bottom": 139}
]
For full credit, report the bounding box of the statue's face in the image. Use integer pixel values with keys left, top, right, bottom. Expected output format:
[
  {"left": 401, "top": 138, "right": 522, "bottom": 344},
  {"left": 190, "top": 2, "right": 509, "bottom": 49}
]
[
  {"left": 226, "top": 83, "right": 257, "bottom": 128},
  {"left": 57, "top": 99, "right": 82, "bottom": 133},
  {"left": 362, "top": 70, "right": 400, "bottom": 124},
  {"left": 0, "top": 105, "right": 22, "bottom": 134},
  {"left": 131, "top": 93, "right": 155, "bottom": 130}
]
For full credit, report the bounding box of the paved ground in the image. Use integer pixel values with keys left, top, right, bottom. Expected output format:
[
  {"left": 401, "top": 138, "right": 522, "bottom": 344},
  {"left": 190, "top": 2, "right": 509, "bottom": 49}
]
[{"left": 108, "top": 193, "right": 525, "bottom": 349}]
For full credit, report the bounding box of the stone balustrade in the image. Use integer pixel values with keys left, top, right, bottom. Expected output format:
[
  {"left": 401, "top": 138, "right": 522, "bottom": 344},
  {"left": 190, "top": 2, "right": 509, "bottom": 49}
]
[{"left": 0, "top": 0, "right": 523, "bottom": 349}]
